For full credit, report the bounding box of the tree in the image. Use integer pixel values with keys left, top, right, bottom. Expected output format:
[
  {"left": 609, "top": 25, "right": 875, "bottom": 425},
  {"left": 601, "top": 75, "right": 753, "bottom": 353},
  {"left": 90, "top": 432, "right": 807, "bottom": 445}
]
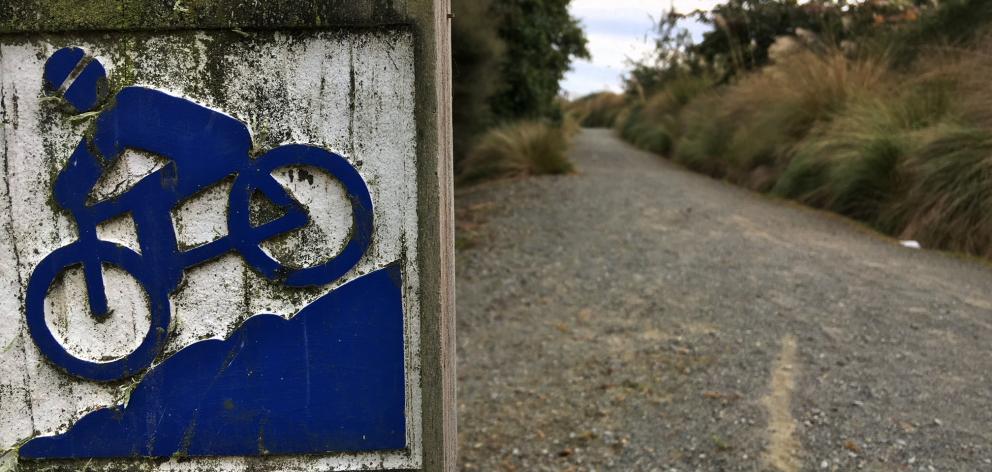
[
  {"left": 452, "top": 0, "right": 505, "bottom": 164},
  {"left": 490, "top": 0, "right": 589, "bottom": 121},
  {"left": 623, "top": 11, "right": 701, "bottom": 99},
  {"left": 628, "top": 0, "right": 932, "bottom": 91}
]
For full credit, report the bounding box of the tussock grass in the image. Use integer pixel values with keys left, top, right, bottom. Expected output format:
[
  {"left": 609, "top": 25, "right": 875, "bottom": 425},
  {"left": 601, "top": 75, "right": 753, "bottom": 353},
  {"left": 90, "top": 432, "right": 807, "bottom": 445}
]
[
  {"left": 772, "top": 81, "right": 954, "bottom": 221},
  {"left": 674, "top": 51, "right": 889, "bottom": 189},
  {"left": 896, "top": 128, "right": 992, "bottom": 256},
  {"left": 888, "top": 42, "right": 992, "bottom": 255},
  {"left": 753, "top": 48, "right": 992, "bottom": 247},
  {"left": 458, "top": 121, "right": 573, "bottom": 184},
  {"left": 568, "top": 92, "right": 626, "bottom": 128},
  {"left": 617, "top": 74, "right": 713, "bottom": 156},
  {"left": 621, "top": 33, "right": 992, "bottom": 260}
]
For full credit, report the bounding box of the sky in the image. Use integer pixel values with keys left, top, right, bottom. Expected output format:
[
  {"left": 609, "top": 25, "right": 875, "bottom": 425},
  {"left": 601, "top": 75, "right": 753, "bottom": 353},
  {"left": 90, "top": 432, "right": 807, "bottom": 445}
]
[{"left": 562, "top": 0, "right": 723, "bottom": 97}]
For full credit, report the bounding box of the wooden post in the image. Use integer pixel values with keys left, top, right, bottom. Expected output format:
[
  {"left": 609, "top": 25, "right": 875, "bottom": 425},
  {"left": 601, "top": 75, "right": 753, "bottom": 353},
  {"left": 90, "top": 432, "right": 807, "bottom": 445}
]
[{"left": 411, "top": 0, "right": 458, "bottom": 471}]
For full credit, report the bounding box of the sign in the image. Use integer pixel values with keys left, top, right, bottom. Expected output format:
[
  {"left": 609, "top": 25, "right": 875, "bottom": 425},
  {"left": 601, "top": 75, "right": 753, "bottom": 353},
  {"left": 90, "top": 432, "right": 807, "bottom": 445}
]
[{"left": 0, "top": 3, "right": 454, "bottom": 471}]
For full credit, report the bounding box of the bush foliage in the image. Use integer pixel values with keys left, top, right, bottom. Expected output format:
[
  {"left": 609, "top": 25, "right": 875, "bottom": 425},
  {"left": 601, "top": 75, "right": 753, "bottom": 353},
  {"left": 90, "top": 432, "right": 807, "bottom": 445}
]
[
  {"left": 452, "top": 0, "right": 504, "bottom": 164},
  {"left": 490, "top": 0, "right": 589, "bottom": 121},
  {"left": 614, "top": 0, "right": 992, "bottom": 260},
  {"left": 452, "top": 0, "right": 587, "bottom": 184}
]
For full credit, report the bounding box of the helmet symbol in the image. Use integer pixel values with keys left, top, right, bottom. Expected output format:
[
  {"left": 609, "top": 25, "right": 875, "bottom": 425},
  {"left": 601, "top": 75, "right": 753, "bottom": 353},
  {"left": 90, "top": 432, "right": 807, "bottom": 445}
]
[{"left": 44, "top": 47, "right": 108, "bottom": 113}]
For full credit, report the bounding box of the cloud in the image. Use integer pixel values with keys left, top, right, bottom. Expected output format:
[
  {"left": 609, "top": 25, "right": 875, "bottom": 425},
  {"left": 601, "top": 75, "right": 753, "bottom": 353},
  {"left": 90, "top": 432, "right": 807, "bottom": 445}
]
[
  {"left": 563, "top": 0, "right": 721, "bottom": 96},
  {"left": 571, "top": 0, "right": 724, "bottom": 16},
  {"left": 585, "top": 32, "right": 656, "bottom": 70},
  {"left": 564, "top": 63, "right": 628, "bottom": 95}
]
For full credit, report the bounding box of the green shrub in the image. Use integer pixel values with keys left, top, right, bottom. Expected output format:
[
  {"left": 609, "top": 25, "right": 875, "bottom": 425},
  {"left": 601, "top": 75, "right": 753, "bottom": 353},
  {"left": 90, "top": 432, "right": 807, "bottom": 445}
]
[
  {"left": 452, "top": 0, "right": 504, "bottom": 165},
  {"left": 458, "top": 121, "right": 572, "bottom": 184}
]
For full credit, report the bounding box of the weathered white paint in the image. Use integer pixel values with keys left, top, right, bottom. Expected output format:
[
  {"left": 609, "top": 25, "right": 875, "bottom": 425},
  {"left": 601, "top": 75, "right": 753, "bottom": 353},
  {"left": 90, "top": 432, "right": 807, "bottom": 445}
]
[{"left": 0, "top": 30, "right": 421, "bottom": 470}]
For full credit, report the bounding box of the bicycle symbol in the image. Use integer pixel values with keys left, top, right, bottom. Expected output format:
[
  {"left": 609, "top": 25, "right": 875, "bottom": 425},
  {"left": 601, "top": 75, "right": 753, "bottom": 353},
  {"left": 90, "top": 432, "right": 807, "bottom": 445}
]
[{"left": 25, "top": 47, "right": 374, "bottom": 382}]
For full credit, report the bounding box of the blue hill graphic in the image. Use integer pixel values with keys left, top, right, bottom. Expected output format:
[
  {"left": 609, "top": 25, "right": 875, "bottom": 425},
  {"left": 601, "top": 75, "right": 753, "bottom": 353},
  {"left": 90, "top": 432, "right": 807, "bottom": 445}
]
[{"left": 20, "top": 265, "right": 407, "bottom": 459}]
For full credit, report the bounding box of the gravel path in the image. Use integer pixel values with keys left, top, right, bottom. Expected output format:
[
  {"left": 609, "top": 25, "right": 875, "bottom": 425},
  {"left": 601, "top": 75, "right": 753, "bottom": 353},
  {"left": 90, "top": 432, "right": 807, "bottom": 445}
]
[{"left": 455, "top": 129, "right": 992, "bottom": 471}]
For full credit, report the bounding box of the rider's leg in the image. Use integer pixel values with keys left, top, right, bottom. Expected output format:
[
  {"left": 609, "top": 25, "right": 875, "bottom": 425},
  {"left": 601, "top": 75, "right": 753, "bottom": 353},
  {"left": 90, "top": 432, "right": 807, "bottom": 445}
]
[
  {"left": 83, "top": 262, "right": 110, "bottom": 318},
  {"left": 54, "top": 142, "right": 113, "bottom": 318},
  {"left": 76, "top": 225, "right": 111, "bottom": 318},
  {"left": 131, "top": 197, "right": 184, "bottom": 291}
]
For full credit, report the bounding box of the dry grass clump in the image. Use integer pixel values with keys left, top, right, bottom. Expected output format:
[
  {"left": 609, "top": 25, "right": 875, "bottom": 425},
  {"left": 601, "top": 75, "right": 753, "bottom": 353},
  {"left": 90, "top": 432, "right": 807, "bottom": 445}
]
[
  {"left": 617, "top": 74, "right": 713, "bottom": 156},
  {"left": 621, "top": 33, "right": 992, "bottom": 259},
  {"left": 773, "top": 97, "right": 922, "bottom": 221},
  {"left": 774, "top": 40, "right": 992, "bottom": 255},
  {"left": 887, "top": 42, "right": 992, "bottom": 256},
  {"left": 568, "top": 92, "right": 626, "bottom": 128},
  {"left": 896, "top": 128, "right": 992, "bottom": 256},
  {"left": 675, "top": 50, "right": 890, "bottom": 189},
  {"left": 458, "top": 121, "right": 572, "bottom": 184}
]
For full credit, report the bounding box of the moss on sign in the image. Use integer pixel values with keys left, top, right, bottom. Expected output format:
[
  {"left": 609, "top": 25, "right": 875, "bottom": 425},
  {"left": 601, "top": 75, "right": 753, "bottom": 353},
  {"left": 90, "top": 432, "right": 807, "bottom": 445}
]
[{"left": 0, "top": 0, "right": 408, "bottom": 33}]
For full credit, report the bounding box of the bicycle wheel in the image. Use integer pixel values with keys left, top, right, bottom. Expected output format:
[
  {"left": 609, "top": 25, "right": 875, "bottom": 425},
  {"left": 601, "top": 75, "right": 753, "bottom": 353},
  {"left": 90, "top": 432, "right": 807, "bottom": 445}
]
[
  {"left": 228, "top": 145, "right": 373, "bottom": 287},
  {"left": 25, "top": 241, "right": 171, "bottom": 382}
]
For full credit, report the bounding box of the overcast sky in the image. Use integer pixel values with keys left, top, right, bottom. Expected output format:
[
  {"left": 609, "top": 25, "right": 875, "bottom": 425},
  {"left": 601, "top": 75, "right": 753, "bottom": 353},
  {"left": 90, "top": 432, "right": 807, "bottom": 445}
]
[{"left": 562, "top": 0, "right": 723, "bottom": 97}]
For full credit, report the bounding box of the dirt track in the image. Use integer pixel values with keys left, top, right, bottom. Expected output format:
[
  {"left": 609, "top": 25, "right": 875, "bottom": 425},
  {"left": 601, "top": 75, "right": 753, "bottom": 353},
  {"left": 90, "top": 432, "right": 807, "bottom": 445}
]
[{"left": 455, "top": 129, "right": 992, "bottom": 471}]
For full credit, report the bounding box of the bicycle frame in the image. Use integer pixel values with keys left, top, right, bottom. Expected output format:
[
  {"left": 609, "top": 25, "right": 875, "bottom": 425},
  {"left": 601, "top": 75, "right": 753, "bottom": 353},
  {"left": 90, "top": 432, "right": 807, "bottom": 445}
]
[
  {"left": 53, "top": 87, "right": 310, "bottom": 318},
  {"left": 68, "top": 154, "right": 309, "bottom": 318},
  {"left": 28, "top": 85, "right": 374, "bottom": 382}
]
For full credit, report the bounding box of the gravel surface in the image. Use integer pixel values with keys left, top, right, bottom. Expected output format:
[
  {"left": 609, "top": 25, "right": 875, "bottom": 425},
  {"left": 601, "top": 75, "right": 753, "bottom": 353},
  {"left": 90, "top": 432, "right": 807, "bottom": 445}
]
[{"left": 455, "top": 129, "right": 992, "bottom": 471}]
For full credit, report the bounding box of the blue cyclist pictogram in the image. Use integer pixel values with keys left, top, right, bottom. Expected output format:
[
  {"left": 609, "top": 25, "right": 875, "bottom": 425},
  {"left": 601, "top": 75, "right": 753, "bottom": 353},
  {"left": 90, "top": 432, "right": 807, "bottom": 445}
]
[{"left": 26, "top": 47, "right": 376, "bottom": 383}]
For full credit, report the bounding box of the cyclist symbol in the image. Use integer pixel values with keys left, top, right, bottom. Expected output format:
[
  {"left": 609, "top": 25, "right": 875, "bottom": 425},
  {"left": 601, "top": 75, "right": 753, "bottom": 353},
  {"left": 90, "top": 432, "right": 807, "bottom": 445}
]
[{"left": 26, "top": 47, "right": 374, "bottom": 382}]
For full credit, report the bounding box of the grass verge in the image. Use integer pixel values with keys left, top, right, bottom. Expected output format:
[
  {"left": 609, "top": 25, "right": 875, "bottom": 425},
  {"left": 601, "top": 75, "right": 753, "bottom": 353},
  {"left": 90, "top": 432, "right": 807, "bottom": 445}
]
[{"left": 619, "top": 35, "right": 992, "bottom": 260}]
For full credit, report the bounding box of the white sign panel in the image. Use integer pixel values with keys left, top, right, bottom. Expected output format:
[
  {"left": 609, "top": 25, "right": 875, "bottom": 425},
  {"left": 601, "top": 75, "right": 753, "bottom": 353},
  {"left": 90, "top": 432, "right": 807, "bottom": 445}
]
[{"left": 1, "top": 30, "right": 422, "bottom": 470}]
